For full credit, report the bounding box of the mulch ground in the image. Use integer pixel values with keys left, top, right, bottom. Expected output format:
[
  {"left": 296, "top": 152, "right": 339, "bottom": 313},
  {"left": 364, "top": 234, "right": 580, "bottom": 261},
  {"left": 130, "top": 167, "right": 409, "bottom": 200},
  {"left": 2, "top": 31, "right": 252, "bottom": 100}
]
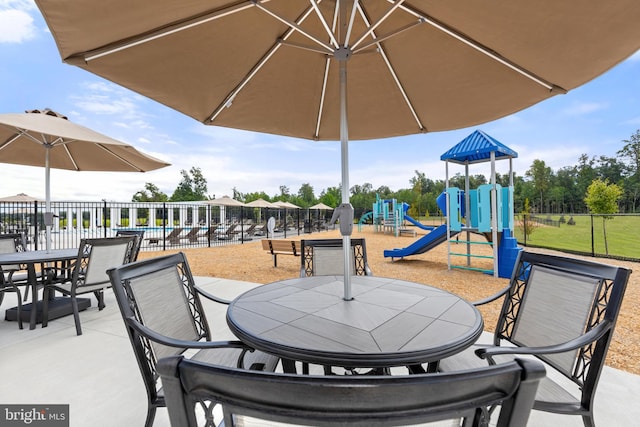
[{"left": 139, "top": 226, "right": 639, "bottom": 375}]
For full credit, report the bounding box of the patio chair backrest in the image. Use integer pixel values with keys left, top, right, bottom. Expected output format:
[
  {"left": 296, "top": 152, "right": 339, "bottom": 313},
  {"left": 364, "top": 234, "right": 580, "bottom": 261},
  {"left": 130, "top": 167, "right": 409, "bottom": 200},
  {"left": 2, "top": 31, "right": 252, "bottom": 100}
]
[
  {"left": 158, "top": 355, "right": 545, "bottom": 427},
  {"left": 115, "top": 229, "right": 145, "bottom": 261},
  {"left": 300, "top": 238, "right": 372, "bottom": 277},
  {"left": 496, "top": 251, "right": 631, "bottom": 388},
  {"left": 75, "top": 236, "right": 136, "bottom": 291},
  {"left": 107, "top": 252, "right": 211, "bottom": 402},
  {"left": 0, "top": 233, "right": 25, "bottom": 272}
]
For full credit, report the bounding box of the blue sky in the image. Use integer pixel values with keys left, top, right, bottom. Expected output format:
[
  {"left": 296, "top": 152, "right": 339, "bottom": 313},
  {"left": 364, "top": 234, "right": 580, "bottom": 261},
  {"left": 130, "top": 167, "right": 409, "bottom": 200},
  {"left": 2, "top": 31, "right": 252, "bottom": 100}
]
[{"left": 2, "top": 1, "right": 640, "bottom": 202}]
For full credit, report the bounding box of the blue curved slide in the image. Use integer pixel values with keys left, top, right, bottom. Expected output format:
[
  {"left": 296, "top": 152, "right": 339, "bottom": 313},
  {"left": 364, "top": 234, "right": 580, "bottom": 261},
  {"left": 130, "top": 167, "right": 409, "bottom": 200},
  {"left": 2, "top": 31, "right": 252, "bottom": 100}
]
[
  {"left": 383, "top": 224, "right": 457, "bottom": 259},
  {"left": 403, "top": 214, "right": 435, "bottom": 231}
]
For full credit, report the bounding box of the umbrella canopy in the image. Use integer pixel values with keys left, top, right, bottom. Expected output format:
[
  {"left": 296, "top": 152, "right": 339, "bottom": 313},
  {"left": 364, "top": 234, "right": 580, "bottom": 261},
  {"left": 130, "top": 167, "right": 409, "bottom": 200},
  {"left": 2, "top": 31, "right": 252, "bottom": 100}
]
[
  {"left": 35, "top": 1, "right": 640, "bottom": 296},
  {"left": 310, "top": 202, "right": 334, "bottom": 210},
  {"left": 35, "top": 2, "right": 640, "bottom": 140},
  {"left": 204, "top": 196, "right": 246, "bottom": 207},
  {"left": 272, "top": 201, "right": 300, "bottom": 209},
  {"left": 245, "top": 198, "right": 279, "bottom": 208},
  {"left": 0, "top": 109, "right": 170, "bottom": 172},
  {"left": 0, "top": 193, "right": 42, "bottom": 203},
  {"left": 0, "top": 109, "right": 170, "bottom": 250}
]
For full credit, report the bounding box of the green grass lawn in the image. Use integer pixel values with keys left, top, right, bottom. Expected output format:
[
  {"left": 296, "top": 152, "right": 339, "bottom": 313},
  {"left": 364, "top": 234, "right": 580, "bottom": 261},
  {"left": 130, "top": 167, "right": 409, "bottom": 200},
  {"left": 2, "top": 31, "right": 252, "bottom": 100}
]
[{"left": 512, "top": 214, "right": 640, "bottom": 260}]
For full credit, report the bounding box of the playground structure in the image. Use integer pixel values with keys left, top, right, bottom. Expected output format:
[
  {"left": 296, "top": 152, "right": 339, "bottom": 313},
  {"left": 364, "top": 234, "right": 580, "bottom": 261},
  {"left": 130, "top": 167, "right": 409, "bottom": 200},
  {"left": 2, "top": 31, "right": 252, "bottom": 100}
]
[
  {"left": 359, "top": 195, "right": 434, "bottom": 237},
  {"left": 383, "top": 130, "right": 521, "bottom": 278}
]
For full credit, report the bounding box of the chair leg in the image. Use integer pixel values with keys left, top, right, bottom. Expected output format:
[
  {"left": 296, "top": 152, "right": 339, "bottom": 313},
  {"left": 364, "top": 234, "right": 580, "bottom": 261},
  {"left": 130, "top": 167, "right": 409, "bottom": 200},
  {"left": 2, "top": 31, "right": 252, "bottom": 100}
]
[
  {"left": 582, "top": 414, "right": 595, "bottom": 427},
  {"left": 14, "top": 287, "right": 23, "bottom": 330},
  {"left": 71, "top": 296, "right": 82, "bottom": 336},
  {"left": 144, "top": 405, "right": 156, "bottom": 427},
  {"left": 42, "top": 287, "right": 50, "bottom": 328},
  {"left": 95, "top": 290, "right": 105, "bottom": 310}
]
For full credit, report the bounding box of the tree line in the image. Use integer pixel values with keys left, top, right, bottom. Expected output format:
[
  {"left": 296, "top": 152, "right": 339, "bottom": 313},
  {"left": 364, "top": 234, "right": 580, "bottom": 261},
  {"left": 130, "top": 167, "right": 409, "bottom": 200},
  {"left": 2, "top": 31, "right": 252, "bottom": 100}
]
[{"left": 132, "top": 131, "right": 640, "bottom": 218}]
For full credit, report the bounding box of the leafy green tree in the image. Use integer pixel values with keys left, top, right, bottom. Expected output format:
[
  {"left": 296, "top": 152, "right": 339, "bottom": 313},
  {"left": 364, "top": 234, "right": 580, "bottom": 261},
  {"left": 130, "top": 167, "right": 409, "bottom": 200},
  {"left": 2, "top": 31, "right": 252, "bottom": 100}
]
[
  {"left": 525, "top": 159, "right": 552, "bottom": 213},
  {"left": 170, "top": 167, "right": 208, "bottom": 201},
  {"left": 278, "top": 185, "right": 291, "bottom": 201},
  {"left": 132, "top": 183, "right": 168, "bottom": 202},
  {"left": 618, "top": 129, "right": 640, "bottom": 212},
  {"left": 319, "top": 186, "right": 341, "bottom": 208},
  {"left": 297, "top": 183, "right": 316, "bottom": 206},
  {"left": 584, "top": 178, "right": 623, "bottom": 254}
]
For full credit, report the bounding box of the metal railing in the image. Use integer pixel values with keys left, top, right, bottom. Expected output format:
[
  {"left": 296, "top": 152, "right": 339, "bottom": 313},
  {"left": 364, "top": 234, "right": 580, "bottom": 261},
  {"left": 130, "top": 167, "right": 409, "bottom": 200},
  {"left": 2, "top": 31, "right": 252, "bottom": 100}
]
[
  {"left": 514, "top": 213, "right": 640, "bottom": 262},
  {"left": 0, "top": 201, "right": 334, "bottom": 252}
]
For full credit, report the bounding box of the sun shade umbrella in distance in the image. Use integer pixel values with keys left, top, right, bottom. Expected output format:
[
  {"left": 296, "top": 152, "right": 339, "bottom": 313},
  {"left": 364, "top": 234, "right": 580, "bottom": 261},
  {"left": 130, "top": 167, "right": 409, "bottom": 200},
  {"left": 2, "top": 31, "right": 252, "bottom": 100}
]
[
  {"left": 35, "top": 1, "right": 640, "bottom": 298},
  {"left": 0, "top": 109, "right": 171, "bottom": 251}
]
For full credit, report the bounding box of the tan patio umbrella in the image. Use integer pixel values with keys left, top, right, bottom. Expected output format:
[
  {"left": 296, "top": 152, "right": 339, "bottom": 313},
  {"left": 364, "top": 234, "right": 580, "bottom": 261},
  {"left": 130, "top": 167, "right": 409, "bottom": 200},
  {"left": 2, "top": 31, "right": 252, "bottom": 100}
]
[
  {"left": 204, "top": 196, "right": 245, "bottom": 207},
  {"left": 272, "top": 201, "right": 301, "bottom": 210},
  {"left": 204, "top": 196, "right": 245, "bottom": 225},
  {"left": 310, "top": 202, "right": 335, "bottom": 211},
  {"left": 0, "top": 193, "right": 42, "bottom": 203},
  {"left": 245, "top": 198, "right": 278, "bottom": 209},
  {"left": 35, "top": 1, "right": 640, "bottom": 297},
  {"left": 246, "top": 198, "right": 278, "bottom": 224},
  {"left": 0, "top": 109, "right": 170, "bottom": 251}
]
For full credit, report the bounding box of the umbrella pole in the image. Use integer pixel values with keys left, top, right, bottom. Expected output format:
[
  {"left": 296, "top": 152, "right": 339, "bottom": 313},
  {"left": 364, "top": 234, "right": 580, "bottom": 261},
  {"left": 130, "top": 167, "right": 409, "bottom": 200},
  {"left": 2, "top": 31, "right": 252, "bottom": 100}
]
[
  {"left": 339, "top": 53, "right": 353, "bottom": 301},
  {"left": 45, "top": 146, "right": 52, "bottom": 253}
]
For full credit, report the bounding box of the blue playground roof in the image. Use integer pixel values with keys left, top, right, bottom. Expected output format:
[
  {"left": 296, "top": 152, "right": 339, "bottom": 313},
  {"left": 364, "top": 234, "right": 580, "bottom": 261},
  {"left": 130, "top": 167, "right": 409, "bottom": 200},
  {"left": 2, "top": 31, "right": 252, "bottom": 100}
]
[{"left": 440, "top": 130, "right": 518, "bottom": 165}]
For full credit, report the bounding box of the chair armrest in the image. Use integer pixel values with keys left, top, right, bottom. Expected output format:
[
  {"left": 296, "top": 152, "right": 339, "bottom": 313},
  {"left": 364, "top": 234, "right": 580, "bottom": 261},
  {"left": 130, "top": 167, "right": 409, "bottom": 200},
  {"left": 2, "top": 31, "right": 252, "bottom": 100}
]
[
  {"left": 126, "top": 317, "right": 246, "bottom": 350},
  {"left": 127, "top": 318, "right": 263, "bottom": 369},
  {"left": 475, "top": 320, "right": 612, "bottom": 363},
  {"left": 194, "top": 285, "right": 232, "bottom": 305},
  {"left": 472, "top": 284, "right": 511, "bottom": 306}
]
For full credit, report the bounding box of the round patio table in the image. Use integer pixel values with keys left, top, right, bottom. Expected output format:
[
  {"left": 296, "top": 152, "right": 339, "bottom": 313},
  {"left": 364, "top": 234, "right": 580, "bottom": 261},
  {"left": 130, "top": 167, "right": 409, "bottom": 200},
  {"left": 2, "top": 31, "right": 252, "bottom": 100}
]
[
  {"left": 0, "top": 248, "right": 80, "bottom": 330},
  {"left": 227, "top": 275, "right": 483, "bottom": 373}
]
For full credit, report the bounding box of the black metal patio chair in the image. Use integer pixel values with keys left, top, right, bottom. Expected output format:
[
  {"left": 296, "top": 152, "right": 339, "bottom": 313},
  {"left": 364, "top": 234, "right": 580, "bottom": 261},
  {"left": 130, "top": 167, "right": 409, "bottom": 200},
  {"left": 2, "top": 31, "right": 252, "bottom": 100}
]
[
  {"left": 107, "top": 252, "right": 280, "bottom": 427},
  {"left": 438, "top": 250, "right": 632, "bottom": 427},
  {"left": 300, "top": 238, "right": 373, "bottom": 277},
  {"left": 115, "top": 229, "right": 145, "bottom": 260},
  {"left": 0, "top": 233, "right": 29, "bottom": 329},
  {"left": 158, "top": 355, "right": 545, "bottom": 427},
  {"left": 42, "top": 236, "right": 137, "bottom": 335}
]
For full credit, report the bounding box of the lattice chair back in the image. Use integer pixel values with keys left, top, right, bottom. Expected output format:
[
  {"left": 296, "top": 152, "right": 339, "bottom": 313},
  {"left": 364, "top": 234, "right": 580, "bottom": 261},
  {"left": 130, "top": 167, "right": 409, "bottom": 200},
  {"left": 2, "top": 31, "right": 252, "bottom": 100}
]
[
  {"left": 75, "top": 236, "right": 137, "bottom": 291},
  {"left": 108, "top": 252, "right": 276, "bottom": 427},
  {"left": 115, "top": 229, "right": 145, "bottom": 261},
  {"left": 159, "top": 355, "right": 545, "bottom": 427},
  {"left": 0, "top": 233, "right": 26, "bottom": 272},
  {"left": 300, "top": 238, "right": 372, "bottom": 277},
  {"left": 496, "top": 251, "right": 630, "bottom": 397},
  {"left": 119, "top": 258, "right": 209, "bottom": 365}
]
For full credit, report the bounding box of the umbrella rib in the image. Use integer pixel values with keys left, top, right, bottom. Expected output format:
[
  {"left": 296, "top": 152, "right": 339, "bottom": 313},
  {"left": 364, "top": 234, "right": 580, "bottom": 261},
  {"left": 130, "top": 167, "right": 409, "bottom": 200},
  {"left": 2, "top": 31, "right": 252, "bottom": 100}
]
[
  {"left": 309, "top": 0, "right": 339, "bottom": 48},
  {"left": 315, "top": 57, "right": 332, "bottom": 140},
  {"left": 209, "top": 4, "right": 322, "bottom": 123},
  {"left": 253, "top": 2, "right": 334, "bottom": 53},
  {"left": 0, "top": 132, "right": 23, "bottom": 151},
  {"left": 393, "top": 1, "right": 564, "bottom": 92},
  {"left": 351, "top": 0, "right": 406, "bottom": 50},
  {"left": 352, "top": 20, "right": 424, "bottom": 54},
  {"left": 94, "top": 144, "right": 144, "bottom": 171},
  {"left": 355, "top": 3, "right": 425, "bottom": 132},
  {"left": 62, "top": 144, "right": 80, "bottom": 171},
  {"left": 314, "top": 2, "right": 340, "bottom": 139},
  {"left": 80, "top": 1, "right": 256, "bottom": 62}
]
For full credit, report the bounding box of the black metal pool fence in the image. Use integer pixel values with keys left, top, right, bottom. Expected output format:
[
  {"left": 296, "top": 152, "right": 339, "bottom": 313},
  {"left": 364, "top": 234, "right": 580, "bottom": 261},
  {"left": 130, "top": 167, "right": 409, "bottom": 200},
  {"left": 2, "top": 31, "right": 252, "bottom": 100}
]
[
  {"left": 0, "top": 200, "right": 334, "bottom": 251},
  {"left": 1, "top": 201, "right": 637, "bottom": 262}
]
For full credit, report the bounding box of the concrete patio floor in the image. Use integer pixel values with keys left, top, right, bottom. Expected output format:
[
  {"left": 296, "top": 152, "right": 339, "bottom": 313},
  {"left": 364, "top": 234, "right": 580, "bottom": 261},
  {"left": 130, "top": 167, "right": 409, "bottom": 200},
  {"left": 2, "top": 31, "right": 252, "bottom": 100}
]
[{"left": 1, "top": 276, "right": 639, "bottom": 427}]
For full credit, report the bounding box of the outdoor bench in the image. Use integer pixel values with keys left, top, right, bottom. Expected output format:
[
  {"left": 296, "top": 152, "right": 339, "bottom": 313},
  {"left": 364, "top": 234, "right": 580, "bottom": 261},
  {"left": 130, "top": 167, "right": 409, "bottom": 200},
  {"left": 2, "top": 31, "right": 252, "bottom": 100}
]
[{"left": 261, "top": 239, "right": 301, "bottom": 267}]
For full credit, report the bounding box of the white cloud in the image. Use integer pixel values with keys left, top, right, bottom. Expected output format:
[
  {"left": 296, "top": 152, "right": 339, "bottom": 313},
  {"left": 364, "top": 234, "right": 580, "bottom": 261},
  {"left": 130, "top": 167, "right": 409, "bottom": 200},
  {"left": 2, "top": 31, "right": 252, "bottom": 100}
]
[
  {"left": 0, "top": 4, "right": 36, "bottom": 43},
  {"left": 561, "top": 102, "right": 608, "bottom": 116}
]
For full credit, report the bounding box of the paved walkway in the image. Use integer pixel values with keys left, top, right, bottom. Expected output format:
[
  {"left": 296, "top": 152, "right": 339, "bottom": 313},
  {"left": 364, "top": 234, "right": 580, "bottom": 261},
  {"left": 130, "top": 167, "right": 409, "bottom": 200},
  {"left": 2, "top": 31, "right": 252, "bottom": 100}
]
[{"left": 1, "top": 277, "right": 638, "bottom": 426}]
